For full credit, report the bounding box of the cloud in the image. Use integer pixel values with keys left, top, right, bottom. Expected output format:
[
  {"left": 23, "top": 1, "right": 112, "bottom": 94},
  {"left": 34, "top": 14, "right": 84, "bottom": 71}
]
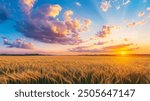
[
  {"left": 19, "top": 0, "right": 36, "bottom": 15},
  {"left": 63, "top": 10, "right": 91, "bottom": 32},
  {"left": 37, "top": 4, "right": 62, "bottom": 18},
  {"left": 143, "top": 0, "right": 147, "bottom": 3},
  {"left": 148, "top": 13, "right": 150, "bottom": 17},
  {"left": 100, "top": 0, "right": 111, "bottom": 12},
  {"left": 97, "top": 25, "right": 120, "bottom": 38},
  {"left": 138, "top": 12, "right": 145, "bottom": 17},
  {"left": 0, "top": 5, "right": 9, "bottom": 23},
  {"left": 103, "top": 43, "right": 134, "bottom": 51},
  {"left": 84, "top": 19, "right": 92, "bottom": 27},
  {"left": 69, "top": 43, "right": 139, "bottom": 53},
  {"left": 127, "top": 20, "right": 145, "bottom": 27},
  {"left": 69, "top": 46, "right": 101, "bottom": 52},
  {"left": 101, "top": 43, "right": 139, "bottom": 52},
  {"left": 97, "top": 25, "right": 111, "bottom": 38},
  {"left": 147, "top": 7, "right": 150, "bottom": 11},
  {"left": 76, "top": 2, "right": 81, "bottom": 7},
  {"left": 15, "top": 4, "right": 91, "bottom": 45},
  {"left": 114, "top": 0, "right": 130, "bottom": 10},
  {"left": 116, "top": 6, "right": 121, "bottom": 10},
  {"left": 63, "top": 10, "right": 91, "bottom": 33},
  {"left": 94, "top": 41, "right": 107, "bottom": 45},
  {"left": 64, "top": 10, "right": 74, "bottom": 21},
  {"left": 128, "top": 47, "right": 140, "bottom": 51},
  {"left": 124, "top": 38, "right": 128, "bottom": 41},
  {"left": 122, "top": 0, "right": 130, "bottom": 6},
  {"left": 100, "top": 0, "right": 131, "bottom": 11},
  {"left": 2, "top": 37, "right": 34, "bottom": 49}
]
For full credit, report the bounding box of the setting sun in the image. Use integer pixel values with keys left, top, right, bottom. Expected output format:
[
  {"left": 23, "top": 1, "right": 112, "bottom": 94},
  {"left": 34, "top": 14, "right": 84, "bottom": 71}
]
[{"left": 120, "top": 51, "right": 127, "bottom": 55}]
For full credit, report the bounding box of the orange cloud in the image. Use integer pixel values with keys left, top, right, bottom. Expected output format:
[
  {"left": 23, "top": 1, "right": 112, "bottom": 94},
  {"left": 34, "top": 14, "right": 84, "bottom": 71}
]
[
  {"left": 84, "top": 19, "right": 91, "bottom": 27},
  {"left": 127, "top": 20, "right": 145, "bottom": 27},
  {"left": 64, "top": 10, "right": 74, "bottom": 21},
  {"left": 138, "top": 12, "right": 145, "bottom": 17},
  {"left": 22, "top": 0, "right": 35, "bottom": 7},
  {"left": 46, "top": 4, "right": 62, "bottom": 17},
  {"left": 69, "top": 43, "right": 138, "bottom": 53},
  {"left": 19, "top": 0, "right": 36, "bottom": 14},
  {"left": 37, "top": 4, "right": 62, "bottom": 18},
  {"left": 124, "top": 38, "right": 128, "bottom": 41},
  {"left": 103, "top": 43, "right": 134, "bottom": 51}
]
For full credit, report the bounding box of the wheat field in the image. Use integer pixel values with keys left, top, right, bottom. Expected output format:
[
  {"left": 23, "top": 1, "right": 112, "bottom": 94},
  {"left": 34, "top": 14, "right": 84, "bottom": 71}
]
[{"left": 0, "top": 56, "right": 150, "bottom": 84}]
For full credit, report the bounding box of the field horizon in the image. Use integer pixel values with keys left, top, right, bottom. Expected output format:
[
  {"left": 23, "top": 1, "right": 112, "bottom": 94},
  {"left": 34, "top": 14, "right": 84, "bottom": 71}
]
[{"left": 0, "top": 54, "right": 150, "bottom": 56}]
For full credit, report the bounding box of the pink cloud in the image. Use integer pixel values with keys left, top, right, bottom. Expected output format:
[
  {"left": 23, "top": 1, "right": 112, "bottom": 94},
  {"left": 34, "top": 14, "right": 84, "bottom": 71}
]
[
  {"left": 16, "top": 4, "right": 91, "bottom": 45},
  {"left": 94, "top": 41, "right": 107, "bottom": 45},
  {"left": 2, "top": 37, "right": 34, "bottom": 49},
  {"left": 97, "top": 25, "right": 120, "bottom": 38}
]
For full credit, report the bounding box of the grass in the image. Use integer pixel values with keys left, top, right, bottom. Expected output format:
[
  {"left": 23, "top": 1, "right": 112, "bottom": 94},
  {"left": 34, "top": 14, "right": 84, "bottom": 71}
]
[{"left": 0, "top": 56, "right": 150, "bottom": 84}]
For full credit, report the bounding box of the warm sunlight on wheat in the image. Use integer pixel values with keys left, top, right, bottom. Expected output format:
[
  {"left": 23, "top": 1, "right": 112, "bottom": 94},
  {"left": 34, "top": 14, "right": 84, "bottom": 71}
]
[{"left": 0, "top": 56, "right": 150, "bottom": 84}]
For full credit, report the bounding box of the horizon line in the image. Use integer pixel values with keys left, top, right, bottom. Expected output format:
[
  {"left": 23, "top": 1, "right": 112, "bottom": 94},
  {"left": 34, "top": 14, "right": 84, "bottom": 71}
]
[{"left": 0, "top": 53, "right": 150, "bottom": 56}]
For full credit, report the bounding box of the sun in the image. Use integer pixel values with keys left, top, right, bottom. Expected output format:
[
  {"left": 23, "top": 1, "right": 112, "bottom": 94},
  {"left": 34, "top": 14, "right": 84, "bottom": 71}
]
[
  {"left": 120, "top": 51, "right": 127, "bottom": 55},
  {"left": 115, "top": 51, "right": 128, "bottom": 56}
]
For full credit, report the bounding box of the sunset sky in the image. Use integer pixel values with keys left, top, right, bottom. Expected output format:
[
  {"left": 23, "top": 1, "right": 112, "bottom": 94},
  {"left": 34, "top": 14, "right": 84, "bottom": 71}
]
[{"left": 0, "top": 0, "right": 150, "bottom": 55}]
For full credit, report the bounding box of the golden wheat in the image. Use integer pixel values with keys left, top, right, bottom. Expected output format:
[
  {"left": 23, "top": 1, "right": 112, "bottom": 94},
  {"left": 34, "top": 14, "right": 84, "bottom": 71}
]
[{"left": 0, "top": 56, "right": 150, "bottom": 84}]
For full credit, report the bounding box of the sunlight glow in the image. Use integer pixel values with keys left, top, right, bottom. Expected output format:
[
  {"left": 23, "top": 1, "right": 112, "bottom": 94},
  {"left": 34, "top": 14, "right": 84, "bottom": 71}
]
[{"left": 120, "top": 51, "right": 127, "bottom": 55}]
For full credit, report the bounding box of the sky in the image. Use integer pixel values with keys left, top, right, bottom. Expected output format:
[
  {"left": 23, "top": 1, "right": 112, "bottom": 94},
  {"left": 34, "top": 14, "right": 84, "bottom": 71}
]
[{"left": 0, "top": 0, "right": 150, "bottom": 55}]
